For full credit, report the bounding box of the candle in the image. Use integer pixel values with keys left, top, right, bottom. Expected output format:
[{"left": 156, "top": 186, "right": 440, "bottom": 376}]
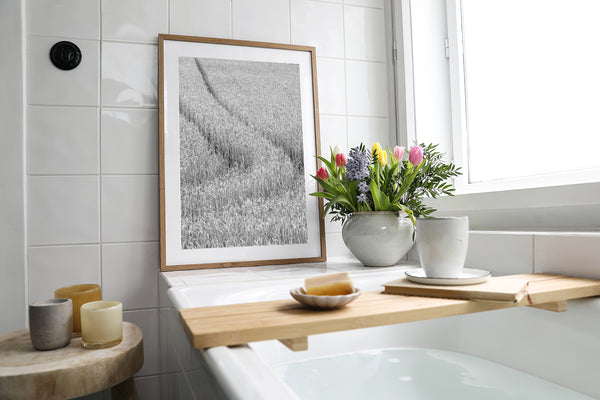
[
  {"left": 54, "top": 284, "right": 101, "bottom": 334},
  {"left": 80, "top": 300, "right": 123, "bottom": 349}
]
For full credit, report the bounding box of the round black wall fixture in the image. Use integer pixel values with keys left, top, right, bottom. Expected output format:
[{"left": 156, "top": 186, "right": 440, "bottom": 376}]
[{"left": 50, "top": 41, "right": 82, "bottom": 71}]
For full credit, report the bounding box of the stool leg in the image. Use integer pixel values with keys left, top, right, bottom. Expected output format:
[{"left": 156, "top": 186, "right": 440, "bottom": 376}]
[{"left": 111, "top": 377, "right": 138, "bottom": 400}]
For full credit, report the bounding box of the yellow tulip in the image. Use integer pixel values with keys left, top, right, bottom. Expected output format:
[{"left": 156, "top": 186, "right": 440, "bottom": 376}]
[{"left": 372, "top": 142, "right": 387, "bottom": 166}]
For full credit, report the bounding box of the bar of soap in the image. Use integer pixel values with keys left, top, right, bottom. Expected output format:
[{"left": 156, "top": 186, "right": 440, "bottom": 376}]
[{"left": 305, "top": 272, "right": 354, "bottom": 296}]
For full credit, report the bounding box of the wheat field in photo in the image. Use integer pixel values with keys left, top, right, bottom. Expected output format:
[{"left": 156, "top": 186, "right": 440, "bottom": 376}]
[{"left": 178, "top": 56, "right": 308, "bottom": 249}]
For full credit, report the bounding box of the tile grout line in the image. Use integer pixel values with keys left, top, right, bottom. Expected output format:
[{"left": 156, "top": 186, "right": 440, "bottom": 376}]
[{"left": 99, "top": 0, "right": 104, "bottom": 288}]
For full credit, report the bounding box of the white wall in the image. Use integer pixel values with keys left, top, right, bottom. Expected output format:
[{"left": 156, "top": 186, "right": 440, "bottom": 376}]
[{"left": 1, "top": 0, "right": 396, "bottom": 398}]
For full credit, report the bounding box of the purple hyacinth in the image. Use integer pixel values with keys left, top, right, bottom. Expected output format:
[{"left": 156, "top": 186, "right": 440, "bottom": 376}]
[
  {"left": 357, "top": 180, "right": 368, "bottom": 193},
  {"left": 357, "top": 193, "right": 367, "bottom": 203},
  {"left": 345, "top": 147, "right": 369, "bottom": 182}
]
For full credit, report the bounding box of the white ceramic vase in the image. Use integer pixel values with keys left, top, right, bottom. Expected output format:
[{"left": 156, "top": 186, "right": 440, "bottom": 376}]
[
  {"left": 342, "top": 211, "right": 414, "bottom": 267},
  {"left": 416, "top": 216, "right": 469, "bottom": 278}
]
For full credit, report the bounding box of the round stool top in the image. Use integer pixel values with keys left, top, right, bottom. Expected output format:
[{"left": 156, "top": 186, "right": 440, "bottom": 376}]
[{"left": 0, "top": 321, "right": 143, "bottom": 400}]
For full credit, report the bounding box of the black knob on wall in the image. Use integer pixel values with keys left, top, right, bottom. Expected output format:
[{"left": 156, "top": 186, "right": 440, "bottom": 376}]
[{"left": 49, "top": 41, "right": 82, "bottom": 71}]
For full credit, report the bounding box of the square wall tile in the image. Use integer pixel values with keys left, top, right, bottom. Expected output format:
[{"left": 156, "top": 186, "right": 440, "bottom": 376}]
[
  {"left": 345, "top": 60, "right": 389, "bottom": 116},
  {"left": 28, "top": 245, "right": 100, "bottom": 303},
  {"left": 102, "top": 0, "right": 168, "bottom": 43},
  {"left": 325, "top": 232, "right": 353, "bottom": 259},
  {"left": 232, "top": 0, "right": 290, "bottom": 43},
  {"left": 344, "top": 6, "right": 386, "bottom": 62},
  {"left": 347, "top": 116, "right": 392, "bottom": 147},
  {"left": 101, "top": 42, "right": 158, "bottom": 107},
  {"left": 28, "top": 176, "right": 99, "bottom": 245},
  {"left": 345, "top": 0, "right": 385, "bottom": 8},
  {"left": 316, "top": 58, "right": 346, "bottom": 115},
  {"left": 291, "top": 0, "right": 344, "bottom": 58},
  {"left": 28, "top": 0, "right": 99, "bottom": 39},
  {"left": 101, "top": 109, "right": 158, "bottom": 174},
  {"left": 534, "top": 234, "right": 600, "bottom": 279},
  {"left": 465, "top": 232, "right": 533, "bottom": 276},
  {"left": 28, "top": 37, "right": 99, "bottom": 106},
  {"left": 101, "top": 176, "right": 159, "bottom": 242},
  {"left": 170, "top": 0, "right": 231, "bottom": 38},
  {"left": 319, "top": 115, "right": 347, "bottom": 154},
  {"left": 102, "top": 242, "right": 159, "bottom": 310},
  {"left": 27, "top": 106, "right": 99, "bottom": 175},
  {"left": 134, "top": 375, "right": 161, "bottom": 400},
  {"left": 124, "top": 309, "right": 160, "bottom": 376}
]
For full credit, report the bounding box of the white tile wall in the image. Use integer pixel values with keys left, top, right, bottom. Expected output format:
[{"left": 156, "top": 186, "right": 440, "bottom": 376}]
[
  {"left": 18, "top": 1, "right": 395, "bottom": 398},
  {"left": 534, "top": 233, "right": 600, "bottom": 279},
  {"left": 465, "top": 232, "right": 534, "bottom": 276},
  {"left": 102, "top": 242, "right": 160, "bottom": 310},
  {"left": 28, "top": 37, "right": 99, "bottom": 106},
  {"left": 102, "top": 0, "right": 168, "bottom": 43},
  {"left": 28, "top": 245, "right": 101, "bottom": 303},
  {"left": 124, "top": 309, "right": 161, "bottom": 376},
  {"left": 170, "top": 0, "right": 232, "bottom": 38},
  {"left": 101, "top": 42, "right": 158, "bottom": 107},
  {"left": 27, "top": 106, "right": 99, "bottom": 175},
  {"left": 27, "top": 0, "right": 100, "bottom": 39},
  {"left": 27, "top": 176, "right": 100, "bottom": 245},
  {"left": 347, "top": 116, "right": 392, "bottom": 147},
  {"left": 316, "top": 58, "right": 347, "bottom": 115},
  {"left": 345, "top": 0, "right": 385, "bottom": 8},
  {"left": 345, "top": 60, "right": 389, "bottom": 116},
  {"left": 101, "top": 109, "right": 158, "bottom": 174},
  {"left": 101, "top": 176, "right": 159, "bottom": 242},
  {"left": 232, "top": 0, "right": 290, "bottom": 43},
  {"left": 344, "top": 5, "right": 387, "bottom": 62},
  {"left": 291, "top": 0, "right": 345, "bottom": 58}
]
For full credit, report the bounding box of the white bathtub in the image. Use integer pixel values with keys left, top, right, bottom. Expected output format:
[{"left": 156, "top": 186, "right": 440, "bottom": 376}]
[{"left": 161, "top": 261, "right": 600, "bottom": 399}]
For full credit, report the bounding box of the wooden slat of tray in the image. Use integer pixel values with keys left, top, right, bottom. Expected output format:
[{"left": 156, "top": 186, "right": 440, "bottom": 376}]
[
  {"left": 179, "top": 274, "right": 600, "bottom": 349},
  {"left": 382, "top": 276, "right": 530, "bottom": 302}
]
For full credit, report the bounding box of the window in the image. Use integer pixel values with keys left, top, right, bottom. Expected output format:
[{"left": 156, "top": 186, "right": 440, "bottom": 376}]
[
  {"left": 448, "top": 0, "right": 600, "bottom": 190},
  {"left": 394, "top": 0, "right": 600, "bottom": 230}
]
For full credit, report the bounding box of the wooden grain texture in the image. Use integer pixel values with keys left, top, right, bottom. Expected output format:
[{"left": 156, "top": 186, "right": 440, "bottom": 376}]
[
  {"left": 0, "top": 322, "right": 143, "bottom": 400},
  {"left": 382, "top": 276, "right": 529, "bottom": 302},
  {"left": 278, "top": 337, "right": 308, "bottom": 351},
  {"left": 179, "top": 274, "right": 600, "bottom": 350},
  {"left": 529, "top": 300, "right": 568, "bottom": 312}
]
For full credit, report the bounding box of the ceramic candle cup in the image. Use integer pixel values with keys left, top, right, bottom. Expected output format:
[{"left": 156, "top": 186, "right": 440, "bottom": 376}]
[
  {"left": 29, "top": 298, "right": 73, "bottom": 351},
  {"left": 416, "top": 217, "right": 469, "bottom": 278},
  {"left": 54, "top": 284, "right": 101, "bottom": 334},
  {"left": 80, "top": 300, "right": 123, "bottom": 349}
]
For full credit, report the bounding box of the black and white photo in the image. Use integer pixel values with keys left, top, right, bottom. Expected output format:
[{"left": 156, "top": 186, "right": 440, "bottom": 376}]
[{"left": 159, "top": 35, "right": 326, "bottom": 270}]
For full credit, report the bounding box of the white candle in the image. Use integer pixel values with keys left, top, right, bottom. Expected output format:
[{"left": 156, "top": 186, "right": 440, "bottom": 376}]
[{"left": 80, "top": 300, "right": 123, "bottom": 349}]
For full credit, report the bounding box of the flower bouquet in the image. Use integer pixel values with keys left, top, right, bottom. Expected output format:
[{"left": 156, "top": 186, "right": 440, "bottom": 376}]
[{"left": 310, "top": 142, "right": 461, "bottom": 226}]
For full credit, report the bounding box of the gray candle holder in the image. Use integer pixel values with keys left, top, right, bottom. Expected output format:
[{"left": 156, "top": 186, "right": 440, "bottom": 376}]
[{"left": 29, "top": 298, "right": 73, "bottom": 351}]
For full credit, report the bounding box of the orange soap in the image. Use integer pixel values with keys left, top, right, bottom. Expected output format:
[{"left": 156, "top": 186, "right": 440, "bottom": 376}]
[{"left": 305, "top": 272, "right": 354, "bottom": 296}]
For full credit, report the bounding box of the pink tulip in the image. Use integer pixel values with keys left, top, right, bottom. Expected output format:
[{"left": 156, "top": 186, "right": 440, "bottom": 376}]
[
  {"left": 335, "top": 152, "right": 347, "bottom": 167},
  {"left": 317, "top": 166, "right": 329, "bottom": 180},
  {"left": 393, "top": 146, "right": 405, "bottom": 161},
  {"left": 409, "top": 145, "right": 423, "bottom": 166}
]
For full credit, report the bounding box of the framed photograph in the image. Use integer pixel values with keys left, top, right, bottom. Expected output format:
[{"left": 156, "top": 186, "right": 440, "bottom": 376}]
[{"left": 158, "top": 34, "right": 326, "bottom": 271}]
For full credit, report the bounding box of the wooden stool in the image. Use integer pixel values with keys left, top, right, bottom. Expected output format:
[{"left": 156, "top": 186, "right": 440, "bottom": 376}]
[{"left": 0, "top": 321, "right": 144, "bottom": 400}]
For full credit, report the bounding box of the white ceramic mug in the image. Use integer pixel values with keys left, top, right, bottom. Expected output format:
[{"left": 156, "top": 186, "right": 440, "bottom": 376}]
[{"left": 416, "top": 217, "right": 469, "bottom": 278}]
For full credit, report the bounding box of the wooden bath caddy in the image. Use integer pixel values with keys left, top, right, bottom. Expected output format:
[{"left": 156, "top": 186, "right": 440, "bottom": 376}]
[{"left": 179, "top": 274, "right": 600, "bottom": 351}]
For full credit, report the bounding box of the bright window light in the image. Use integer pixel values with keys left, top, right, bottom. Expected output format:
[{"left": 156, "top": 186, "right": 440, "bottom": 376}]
[{"left": 461, "top": 0, "right": 600, "bottom": 184}]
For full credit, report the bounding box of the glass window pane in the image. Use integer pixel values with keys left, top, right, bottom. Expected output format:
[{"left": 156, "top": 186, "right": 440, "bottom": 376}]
[{"left": 461, "top": 0, "right": 600, "bottom": 183}]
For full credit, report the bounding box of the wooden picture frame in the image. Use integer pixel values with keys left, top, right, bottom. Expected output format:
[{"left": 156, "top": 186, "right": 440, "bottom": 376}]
[{"left": 158, "top": 34, "right": 326, "bottom": 271}]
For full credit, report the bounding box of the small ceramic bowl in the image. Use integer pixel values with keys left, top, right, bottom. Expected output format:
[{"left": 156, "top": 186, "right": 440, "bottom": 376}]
[{"left": 290, "top": 287, "right": 361, "bottom": 310}]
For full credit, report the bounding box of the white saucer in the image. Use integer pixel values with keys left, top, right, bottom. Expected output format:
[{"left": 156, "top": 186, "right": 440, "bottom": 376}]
[{"left": 405, "top": 268, "right": 491, "bottom": 286}]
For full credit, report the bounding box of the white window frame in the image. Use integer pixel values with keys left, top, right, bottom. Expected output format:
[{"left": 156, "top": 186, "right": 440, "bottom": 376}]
[{"left": 393, "top": 0, "right": 600, "bottom": 231}]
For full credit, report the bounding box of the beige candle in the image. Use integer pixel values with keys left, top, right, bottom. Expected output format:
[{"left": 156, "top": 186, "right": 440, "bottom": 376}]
[
  {"left": 80, "top": 300, "right": 123, "bottom": 349},
  {"left": 54, "top": 284, "right": 101, "bottom": 334}
]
